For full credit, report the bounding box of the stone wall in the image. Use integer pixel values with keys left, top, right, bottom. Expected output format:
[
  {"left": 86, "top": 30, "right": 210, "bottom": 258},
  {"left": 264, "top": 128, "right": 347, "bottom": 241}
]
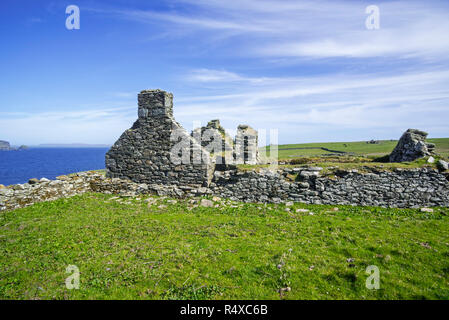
[
  {"left": 105, "top": 90, "right": 214, "bottom": 187},
  {"left": 192, "top": 120, "right": 260, "bottom": 165},
  {"left": 0, "top": 172, "right": 188, "bottom": 212},
  {"left": 0, "top": 173, "right": 98, "bottom": 212},
  {"left": 2, "top": 167, "right": 448, "bottom": 212},
  {"left": 211, "top": 167, "right": 449, "bottom": 208},
  {"left": 192, "top": 119, "right": 234, "bottom": 153}
]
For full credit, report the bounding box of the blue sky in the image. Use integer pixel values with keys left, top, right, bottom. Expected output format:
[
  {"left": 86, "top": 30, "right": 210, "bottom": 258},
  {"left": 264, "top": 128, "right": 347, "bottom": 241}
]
[{"left": 1, "top": 0, "right": 449, "bottom": 145}]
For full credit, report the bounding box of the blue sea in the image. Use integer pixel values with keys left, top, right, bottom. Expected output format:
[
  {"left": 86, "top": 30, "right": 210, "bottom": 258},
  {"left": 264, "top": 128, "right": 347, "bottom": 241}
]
[{"left": 0, "top": 148, "right": 109, "bottom": 186}]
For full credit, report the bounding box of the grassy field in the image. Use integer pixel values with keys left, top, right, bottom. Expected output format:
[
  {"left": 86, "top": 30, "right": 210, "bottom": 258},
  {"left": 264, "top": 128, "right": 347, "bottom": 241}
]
[
  {"left": 1, "top": 193, "right": 449, "bottom": 300},
  {"left": 238, "top": 156, "right": 440, "bottom": 174},
  {"left": 264, "top": 138, "right": 449, "bottom": 160}
]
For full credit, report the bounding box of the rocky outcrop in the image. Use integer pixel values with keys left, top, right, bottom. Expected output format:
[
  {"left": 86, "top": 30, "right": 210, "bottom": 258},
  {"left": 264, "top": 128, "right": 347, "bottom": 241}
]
[
  {"left": 0, "top": 141, "right": 28, "bottom": 151},
  {"left": 105, "top": 90, "right": 215, "bottom": 187},
  {"left": 0, "top": 140, "right": 12, "bottom": 151},
  {"left": 389, "top": 129, "right": 435, "bottom": 162}
]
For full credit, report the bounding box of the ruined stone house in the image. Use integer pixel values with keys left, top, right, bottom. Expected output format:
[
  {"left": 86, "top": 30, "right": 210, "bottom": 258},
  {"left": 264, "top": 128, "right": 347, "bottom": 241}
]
[{"left": 106, "top": 89, "right": 262, "bottom": 186}]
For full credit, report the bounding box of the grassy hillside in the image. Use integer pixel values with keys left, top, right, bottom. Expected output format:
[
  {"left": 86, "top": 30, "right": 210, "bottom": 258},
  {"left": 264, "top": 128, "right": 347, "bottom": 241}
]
[
  {"left": 1, "top": 193, "right": 448, "bottom": 300},
  {"left": 428, "top": 138, "right": 449, "bottom": 158},
  {"left": 264, "top": 138, "right": 449, "bottom": 160}
]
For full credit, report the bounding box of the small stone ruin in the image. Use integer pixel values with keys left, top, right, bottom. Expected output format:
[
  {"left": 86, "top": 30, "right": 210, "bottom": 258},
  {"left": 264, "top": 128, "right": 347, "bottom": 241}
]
[{"left": 389, "top": 129, "right": 435, "bottom": 162}]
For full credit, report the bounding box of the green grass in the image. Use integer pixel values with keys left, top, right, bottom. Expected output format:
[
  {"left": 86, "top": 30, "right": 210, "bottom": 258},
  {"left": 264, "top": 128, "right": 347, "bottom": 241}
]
[
  {"left": 238, "top": 156, "right": 441, "bottom": 175},
  {"left": 1, "top": 193, "right": 449, "bottom": 300},
  {"left": 428, "top": 138, "right": 449, "bottom": 158},
  {"left": 264, "top": 138, "right": 449, "bottom": 159}
]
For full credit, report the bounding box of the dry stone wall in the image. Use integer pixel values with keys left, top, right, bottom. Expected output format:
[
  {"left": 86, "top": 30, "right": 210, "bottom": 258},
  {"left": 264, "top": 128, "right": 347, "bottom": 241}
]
[
  {"left": 0, "top": 172, "right": 190, "bottom": 212},
  {"left": 2, "top": 167, "right": 448, "bottom": 212},
  {"left": 210, "top": 167, "right": 449, "bottom": 208},
  {"left": 0, "top": 173, "right": 98, "bottom": 212}
]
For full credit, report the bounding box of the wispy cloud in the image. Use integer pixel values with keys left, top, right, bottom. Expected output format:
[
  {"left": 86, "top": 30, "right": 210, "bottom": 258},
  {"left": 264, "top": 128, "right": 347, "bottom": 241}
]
[
  {"left": 175, "top": 67, "right": 449, "bottom": 142},
  {"left": 96, "top": 0, "right": 449, "bottom": 60}
]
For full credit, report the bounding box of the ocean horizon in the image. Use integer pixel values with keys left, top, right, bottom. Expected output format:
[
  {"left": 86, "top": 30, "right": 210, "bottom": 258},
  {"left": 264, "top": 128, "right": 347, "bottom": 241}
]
[{"left": 0, "top": 147, "right": 109, "bottom": 186}]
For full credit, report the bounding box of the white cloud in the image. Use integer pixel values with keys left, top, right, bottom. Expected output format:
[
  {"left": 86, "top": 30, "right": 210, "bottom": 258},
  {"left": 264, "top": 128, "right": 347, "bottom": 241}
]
[
  {"left": 187, "top": 69, "right": 244, "bottom": 82},
  {"left": 175, "top": 67, "right": 449, "bottom": 142},
  {"left": 3, "top": 66, "right": 448, "bottom": 145},
  {"left": 261, "top": 15, "right": 449, "bottom": 59},
  {"left": 101, "top": 0, "right": 449, "bottom": 60}
]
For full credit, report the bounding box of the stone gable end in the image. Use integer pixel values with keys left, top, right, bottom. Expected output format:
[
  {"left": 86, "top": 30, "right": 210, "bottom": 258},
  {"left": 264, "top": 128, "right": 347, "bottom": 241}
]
[{"left": 105, "top": 89, "right": 214, "bottom": 187}]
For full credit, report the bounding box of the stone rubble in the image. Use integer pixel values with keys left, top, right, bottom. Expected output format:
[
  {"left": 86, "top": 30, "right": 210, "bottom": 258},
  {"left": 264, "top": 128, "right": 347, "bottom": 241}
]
[{"left": 437, "top": 159, "right": 449, "bottom": 171}]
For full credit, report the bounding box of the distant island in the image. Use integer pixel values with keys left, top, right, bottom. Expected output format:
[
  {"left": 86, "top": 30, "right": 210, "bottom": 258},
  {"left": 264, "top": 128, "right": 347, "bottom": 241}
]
[
  {"left": 38, "top": 143, "right": 111, "bottom": 148},
  {"left": 0, "top": 140, "right": 28, "bottom": 151},
  {"left": 0, "top": 140, "right": 11, "bottom": 150},
  {"left": 0, "top": 141, "right": 110, "bottom": 150}
]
